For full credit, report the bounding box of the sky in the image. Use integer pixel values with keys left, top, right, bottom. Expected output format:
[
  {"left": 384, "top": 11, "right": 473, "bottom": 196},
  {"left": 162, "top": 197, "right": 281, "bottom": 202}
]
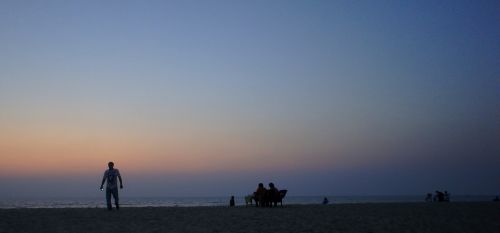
[{"left": 0, "top": 0, "right": 499, "bottom": 197}]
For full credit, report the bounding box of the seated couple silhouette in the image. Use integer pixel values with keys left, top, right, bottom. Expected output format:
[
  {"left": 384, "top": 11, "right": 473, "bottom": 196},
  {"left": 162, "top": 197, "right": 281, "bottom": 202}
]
[{"left": 252, "top": 182, "right": 287, "bottom": 207}]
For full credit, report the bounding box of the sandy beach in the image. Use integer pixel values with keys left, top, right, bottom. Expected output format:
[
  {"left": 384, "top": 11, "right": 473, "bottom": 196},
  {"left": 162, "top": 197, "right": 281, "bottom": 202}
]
[{"left": 0, "top": 202, "right": 498, "bottom": 233}]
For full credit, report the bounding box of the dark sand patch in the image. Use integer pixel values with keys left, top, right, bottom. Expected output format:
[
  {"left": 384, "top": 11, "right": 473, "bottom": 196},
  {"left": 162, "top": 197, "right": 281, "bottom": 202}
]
[{"left": 1, "top": 203, "right": 499, "bottom": 233}]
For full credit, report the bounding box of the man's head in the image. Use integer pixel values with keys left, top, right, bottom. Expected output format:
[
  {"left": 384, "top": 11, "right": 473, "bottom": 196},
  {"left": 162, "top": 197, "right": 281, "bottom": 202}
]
[{"left": 108, "top": 162, "right": 114, "bottom": 169}]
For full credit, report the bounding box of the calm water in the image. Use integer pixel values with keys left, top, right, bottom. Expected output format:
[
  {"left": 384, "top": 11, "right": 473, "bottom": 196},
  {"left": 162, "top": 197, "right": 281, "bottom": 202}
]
[{"left": 0, "top": 195, "right": 495, "bottom": 208}]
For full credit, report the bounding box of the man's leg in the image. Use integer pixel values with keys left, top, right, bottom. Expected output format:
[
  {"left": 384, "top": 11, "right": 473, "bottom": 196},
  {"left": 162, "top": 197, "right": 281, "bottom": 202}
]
[
  {"left": 106, "top": 188, "right": 112, "bottom": 210},
  {"left": 111, "top": 188, "right": 119, "bottom": 210}
]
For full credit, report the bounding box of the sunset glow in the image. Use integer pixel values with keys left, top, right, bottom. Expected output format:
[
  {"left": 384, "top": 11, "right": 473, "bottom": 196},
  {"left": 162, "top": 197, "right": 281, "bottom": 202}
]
[{"left": 1, "top": 0, "right": 498, "bottom": 197}]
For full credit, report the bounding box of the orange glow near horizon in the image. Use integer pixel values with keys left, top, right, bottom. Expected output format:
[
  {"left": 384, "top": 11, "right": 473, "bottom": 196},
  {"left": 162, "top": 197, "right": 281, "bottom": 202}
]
[
  {"left": 0, "top": 120, "right": 351, "bottom": 177},
  {"left": 0, "top": 102, "right": 411, "bottom": 178}
]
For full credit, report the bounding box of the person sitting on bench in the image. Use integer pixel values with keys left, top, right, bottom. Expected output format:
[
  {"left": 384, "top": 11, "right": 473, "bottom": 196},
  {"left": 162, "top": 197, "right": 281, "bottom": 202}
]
[
  {"left": 268, "top": 182, "right": 280, "bottom": 207},
  {"left": 254, "top": 183, "right": 267, "bottom": 207}
]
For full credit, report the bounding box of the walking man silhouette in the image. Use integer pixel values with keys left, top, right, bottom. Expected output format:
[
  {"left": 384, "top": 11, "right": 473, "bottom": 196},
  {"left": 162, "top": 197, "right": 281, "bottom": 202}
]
[{"left": 100, "top": 161, "right": 123, "bottom": 210}]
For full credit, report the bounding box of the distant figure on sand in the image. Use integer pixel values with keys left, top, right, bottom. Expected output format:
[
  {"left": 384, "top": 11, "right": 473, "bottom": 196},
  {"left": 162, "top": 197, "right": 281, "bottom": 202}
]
[
  {"left": 323, "top": 197, "right": 329, "bottom": 205},
  {"left": 443, "top": 191, "right": 450, "bottom": 202},
  {"left": 434, "top": 190, "right": 444, "bottom": 202},
  {"left": 493, "top": 196, "right": 499, "bottom": 202},
  {"left": 229, "top": 196, "right": 235, "bottom": 207},
  {"left": 100, "top": 162, "right": 123, "bottom": 210},
  {"left": 425, "top": 193, "right": 432, "bottom": 202}
]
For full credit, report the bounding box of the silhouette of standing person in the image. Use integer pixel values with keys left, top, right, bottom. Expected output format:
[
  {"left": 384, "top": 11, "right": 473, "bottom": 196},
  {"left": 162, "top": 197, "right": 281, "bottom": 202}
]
[
  {"left": 229, "top": 196, "right": 235, "bottom": 207},
  {"left": 100, "top": 162, "right": 123, "bottom": 210},
  {"left": 444, "top": 191, "right": 450, "bottom": 202}
]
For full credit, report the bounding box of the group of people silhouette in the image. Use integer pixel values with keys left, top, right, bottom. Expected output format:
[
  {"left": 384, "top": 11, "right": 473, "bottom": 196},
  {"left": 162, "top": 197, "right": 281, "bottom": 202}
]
[
  {"left": 425, "top": 190, "right": 450, "bottom": 202},
  {"left": 107, "top": 162, "right": 495, "bottom": 209},
  {"left": 100, "top": 162, "right": 289, "bottom": 209},
  {"left": 251, "top": 182, "right": 286, "bottom": 207}
]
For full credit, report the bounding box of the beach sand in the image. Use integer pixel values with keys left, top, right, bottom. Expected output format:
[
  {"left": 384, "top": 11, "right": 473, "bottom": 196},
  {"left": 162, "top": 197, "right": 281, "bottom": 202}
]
[{"left": 1, "top": 203, "right": 499, "bottom": 233}]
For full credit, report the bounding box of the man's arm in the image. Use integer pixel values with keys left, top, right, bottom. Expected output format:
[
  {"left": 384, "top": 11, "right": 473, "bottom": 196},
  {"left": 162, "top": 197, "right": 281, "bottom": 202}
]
[
  {"left": 118, "top": 170, "right": 123, "bottom": 189},
  {"left": 100, "top": 171, "right": 106, "bottom": 189},
  {"left": 119, "top": 175, "right": 123, "bottom": 189}
]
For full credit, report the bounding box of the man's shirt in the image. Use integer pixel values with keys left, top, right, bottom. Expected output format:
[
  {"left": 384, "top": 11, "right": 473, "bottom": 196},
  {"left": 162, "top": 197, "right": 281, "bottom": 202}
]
[{"left": 103, "top": 169, "right": 121, "bottom": 189}]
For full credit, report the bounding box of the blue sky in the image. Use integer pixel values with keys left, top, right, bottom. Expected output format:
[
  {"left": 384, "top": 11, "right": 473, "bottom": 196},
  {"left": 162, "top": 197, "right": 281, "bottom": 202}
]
[{"left": 0, "top": 0, "right": 499, "bottom": 197}]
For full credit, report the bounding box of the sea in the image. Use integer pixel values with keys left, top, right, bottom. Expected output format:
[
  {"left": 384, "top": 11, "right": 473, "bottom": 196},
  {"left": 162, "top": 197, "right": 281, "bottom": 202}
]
[{"left": 0, "top": 195, "right": 495, "bottom": 208}]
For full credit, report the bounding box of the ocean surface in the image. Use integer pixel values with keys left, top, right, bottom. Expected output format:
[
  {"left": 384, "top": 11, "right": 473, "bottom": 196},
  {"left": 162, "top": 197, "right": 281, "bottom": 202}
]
[{"left": 0, "top": 195, "right": 495, "bottom": 208}]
